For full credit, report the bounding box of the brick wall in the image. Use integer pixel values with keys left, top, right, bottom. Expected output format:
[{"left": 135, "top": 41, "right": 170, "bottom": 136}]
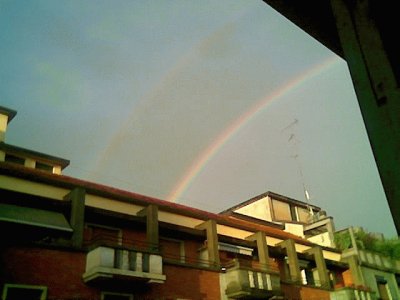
[
  {"left": 1, "top": 245, "right": 221, "bottom": 300},
  {"left": 281, "top": 283, "right": 331, "bottom": 300},
  {"left": 138, "top": 264, "right": 221, "bottom": 300},
  {"left": 0, "top": 246, "right": 99, "bottom": 300}
]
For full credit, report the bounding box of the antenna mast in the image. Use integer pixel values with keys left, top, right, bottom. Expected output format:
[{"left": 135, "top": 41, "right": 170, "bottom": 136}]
[{"left": 282, "top": 119, "right": 314, "bottom": 216}]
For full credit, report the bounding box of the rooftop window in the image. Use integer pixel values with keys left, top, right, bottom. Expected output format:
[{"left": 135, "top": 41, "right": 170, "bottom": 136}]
[
  {"left": 35, "top": 161, "right": 53, "bottom": 172},
  {"left": 4, "top": 153, "right": 24, "bottom": 165}
]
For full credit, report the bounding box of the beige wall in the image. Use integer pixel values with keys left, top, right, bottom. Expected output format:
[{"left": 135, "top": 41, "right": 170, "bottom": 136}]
[
  {"left": 235, "top": 196, "right": 272, "bottom": 222},
  {"left": 0, "top": 114, "right": 8, "bottom": 142},
  {"left": 284, "top": 223, "right": 305, "bottom": 238},
  {"left": 307, "top": 232, "right": 334, "bottom": 248},
  {"left": 85, "top": 194, "right": 144, "bottom": 216},
  {"left": 0, "top": 175, "right": 69, "bottom": 200}
]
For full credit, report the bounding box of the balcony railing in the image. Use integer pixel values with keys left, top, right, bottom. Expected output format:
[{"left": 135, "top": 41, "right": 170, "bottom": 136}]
[
  {"left": 222, "top": 258, "right": 282, "bottom": 299},
  {"left": 330, "top": 286, "right": 375, "bottom": 300},
  {"left": 82, "top": 236, "right": 166, "bottom": 284},
  {"left": 84, "top": 232, "right": 160, "bottom": 253},
  {"left": 357, "top": 249, "right": 400, "bottom": 272}
]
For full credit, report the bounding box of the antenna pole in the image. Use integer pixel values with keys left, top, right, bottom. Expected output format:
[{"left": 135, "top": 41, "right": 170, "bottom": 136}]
[{"left": 283, "top": 119, "right": 313, "bottom": 215}]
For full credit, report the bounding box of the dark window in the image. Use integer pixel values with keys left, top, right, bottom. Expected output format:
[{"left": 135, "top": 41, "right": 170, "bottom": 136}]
[
  {"left": 35, "top": 161, "right": 53, "bottom": 172},
  {"left": 102, "top": 292, "right": 133, "bottom": 300},
  {"left": 4, "top": 154, "right": 25, "bottom": 165},
  {"left": 160, "top": 237, "right": 185, "bottom": 263},
  {"left": 2, "top": 284, "right": 46, "bottom": 300},
  {"left": 376, "top": 276, "right": 391, "bottom": 300},
  {"left": 85, "top": 224, "right": 121, "bottom": 246}
]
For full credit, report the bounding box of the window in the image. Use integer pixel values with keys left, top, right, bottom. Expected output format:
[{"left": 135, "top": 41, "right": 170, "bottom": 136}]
[
  {"left": 160, "top": 237, "right": 185, "bottom": 263},
  {"left": 4, "top": 154, "right": 25, "bottom": 165},
  {"left": 271, "top": 199, "right": 292, "bottom": 221},
  {"left": 2, "top": 284, "right": 47, "bottom": 300},
  {"left": 85, "top": 223, "right": 122, "bottom": 246},
  {"left": 376, "top": 276, "right": 392, "bottom": 300},
  {"left": 101, "top": 291, "right": 133, "bottom": 300},
  {"left": 35, "top": 161, "right": 53, "bottom": 172},
  {"left": 297, "top": 206, "right": 311, "bottom": 223}
]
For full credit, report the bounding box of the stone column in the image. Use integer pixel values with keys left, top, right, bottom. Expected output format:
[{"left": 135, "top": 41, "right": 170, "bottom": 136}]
[
  {"left": 137, "top": 205, "right": 159, "bottom": 250},
  {"left": 304, "top": 246, "right": 330, "bottom": 288},
  {"left": 277, "top": 239, "right": 301, "bottom": 283},
  {"left": 245, "top": 231, "right": 269, "bottom": 270},
  {"left": 343, "top": 255, "right": 365, "bottom": 286},
  {"left": 326, "top": 218, "right": 336, "bottom": 248},
  {"left": 195, "top": 220, "right": 220, "bottom": 267},
  {"left": 64, "top": 187, "right": 85, "bottom": 248}
]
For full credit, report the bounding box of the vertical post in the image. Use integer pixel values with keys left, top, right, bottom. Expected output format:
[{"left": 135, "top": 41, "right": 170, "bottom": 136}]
[
  {"left": 246, "top": 231, "right": 269, "bottom": 269},
  {"left": 64, "top": 188, "right": 85, "bottom": 248},
  {"left": 348, "top": 227, "right": 358, "bottom": 252},
  {"left": 330, "top": 0, "right": 400, "bottom": 235},
  {"left": 304, "top": 246, "right": 330, "bottom": 288},
  {"left": 343, "top": 255, "right": 365, "bottom": 286},
  {"left": 326, "top": 218, "right": 336, "bottom": 248},
  {"left": 137, "top": 205, "right": 159, "bottom": 250},
  {"left": 277, "top": 239, "right": 301, "bottom": 283},
  {"left": 195, "top": 220, "right": 220, "bottom": 267}
]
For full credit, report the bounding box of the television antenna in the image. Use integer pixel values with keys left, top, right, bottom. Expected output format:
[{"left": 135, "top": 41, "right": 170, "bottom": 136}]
[{"left": 282, "top": 119, "right": 314, "bottom": 216}]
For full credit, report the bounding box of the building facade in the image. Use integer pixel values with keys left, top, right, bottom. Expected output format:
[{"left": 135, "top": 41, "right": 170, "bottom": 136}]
[
  {"left": 335, "top": 227, "right": 400, "bottom": 300},
  {"left": 0, "top": 106, "right": 393, "bottom": 299}
]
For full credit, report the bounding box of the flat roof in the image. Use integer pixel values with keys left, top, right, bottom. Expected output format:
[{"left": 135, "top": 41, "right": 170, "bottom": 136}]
[
  {"left": 0, "top": 106, "right": 17, "bottom": 123},
  {"left": 0, "top": 142, "right": 70, "bottom": 169},
  {"left": 220, "top": 191, "right": 321, "bottom": 215}
]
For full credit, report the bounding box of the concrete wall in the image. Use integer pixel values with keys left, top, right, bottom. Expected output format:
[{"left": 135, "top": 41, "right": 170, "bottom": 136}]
[
  {"left": 285, "top": 223, "right": 305, "bottom": 238},
  {"left": 235, "top": 196, "right": 272, "bottom": 222},
  {"left": 308, "top": 232, "right": 334, "bottom": 248}
]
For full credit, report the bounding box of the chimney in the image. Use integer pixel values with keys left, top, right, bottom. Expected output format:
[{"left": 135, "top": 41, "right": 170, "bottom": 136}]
[{"left": 0, "top": 106, "right": 17, "bottom": 142}]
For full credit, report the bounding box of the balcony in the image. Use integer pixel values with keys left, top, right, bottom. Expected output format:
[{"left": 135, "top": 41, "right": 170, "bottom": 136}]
[
  {"left": 82, "top": 237, "right": 166, "bottom": 284},
  {"left": 356, "top": 249, "right": 400, "bottom": 273},
  {"left": 330, "top": 286, "right": 375, "bottom": 300},
  {"left": 223, "top": 258, "right": 282, "bottom": 299}
]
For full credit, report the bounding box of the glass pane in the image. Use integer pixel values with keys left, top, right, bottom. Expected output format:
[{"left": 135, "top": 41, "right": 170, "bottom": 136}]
[
  {"left": 272, "top": 200, "right": 292, "bottom": 221},
  {"left": 297, "top": 207, "right": 311, "bottom": 223},
  {"left": 103, "top": 294, "right": 132, "bottom": 300},
  {"left": 6, "top": 288, "right": 43, "bottom": 300}
]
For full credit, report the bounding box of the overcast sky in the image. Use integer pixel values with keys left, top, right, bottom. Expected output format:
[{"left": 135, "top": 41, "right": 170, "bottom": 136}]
[{"left": 1, "top": 0, "right": 396, "bottom": 237}]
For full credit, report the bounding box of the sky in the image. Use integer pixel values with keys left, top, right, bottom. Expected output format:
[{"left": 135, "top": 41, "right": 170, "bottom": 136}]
[{"left": 0, "top": 0, "right": 396, "bottom": 237}]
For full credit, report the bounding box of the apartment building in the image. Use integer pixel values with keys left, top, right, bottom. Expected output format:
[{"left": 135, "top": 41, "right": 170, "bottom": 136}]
[{"left": 0, "top": 106, "right": 378, "bottom": 299}]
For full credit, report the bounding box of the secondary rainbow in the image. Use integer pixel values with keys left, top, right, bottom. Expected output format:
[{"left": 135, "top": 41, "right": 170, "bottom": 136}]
[{"left": 166, "top": 55, "right": 341, "bottom": 203}]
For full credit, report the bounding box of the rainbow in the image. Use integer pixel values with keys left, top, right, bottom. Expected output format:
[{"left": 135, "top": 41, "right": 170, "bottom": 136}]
[{"left": 166, "top": 55, "right": 342, "bottom": 203}]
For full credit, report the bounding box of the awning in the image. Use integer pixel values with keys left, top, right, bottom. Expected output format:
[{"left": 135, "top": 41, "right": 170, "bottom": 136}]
[{"left": 0, "top": 203, "right": 73, "bottom": 232}]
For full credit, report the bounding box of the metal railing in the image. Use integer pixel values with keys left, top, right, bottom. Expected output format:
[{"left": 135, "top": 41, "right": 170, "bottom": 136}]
[
  {"left": 84, "top": 234, "right": 222, "bottom": 270},
  {"left": 222, "top": 258, "right": 280, "bottom": 273},
  {"left": 83, "top": 233, "right": 159, "bottom": 253}
]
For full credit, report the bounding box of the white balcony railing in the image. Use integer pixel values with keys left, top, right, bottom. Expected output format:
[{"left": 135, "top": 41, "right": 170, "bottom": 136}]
[
  {"left": 82, "top": 246, "right": 166, "bottom": 284},
  {"left": 223, "top": 259, "right": 281, "bottom": 299}
]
